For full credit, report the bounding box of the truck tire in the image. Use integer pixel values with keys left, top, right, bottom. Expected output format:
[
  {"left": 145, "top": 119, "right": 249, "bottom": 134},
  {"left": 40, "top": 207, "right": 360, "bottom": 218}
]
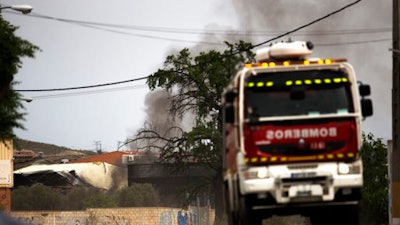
[
  {"left": 238, "top": 195, "right": 262, "bottom": 225},
  {"left": 309, "top": 205, "right": 359, "bottom": 225},
  {"left": 224, "top": 182, "right": 239, "bottom": 225}
]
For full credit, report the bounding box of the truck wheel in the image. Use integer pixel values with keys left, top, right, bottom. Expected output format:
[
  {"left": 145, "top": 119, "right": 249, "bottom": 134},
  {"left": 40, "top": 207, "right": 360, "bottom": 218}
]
[
  {"left": 309, "top": 205, "right": 359, "bottom": 225},
  {"left": 340, "top": 205, "right": 360, "bottom": 225},
  {"left": 238, "top": 195, "right": 262, "bottom": 225},
  {"left": 224, "top": 183, "right": 239, "bottom": 225}
]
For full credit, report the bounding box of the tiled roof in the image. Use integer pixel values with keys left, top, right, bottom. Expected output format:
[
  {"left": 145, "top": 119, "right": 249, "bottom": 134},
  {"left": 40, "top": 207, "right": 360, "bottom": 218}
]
[{"left": 70, "top": 151, "right": 126, "bottom": 166}]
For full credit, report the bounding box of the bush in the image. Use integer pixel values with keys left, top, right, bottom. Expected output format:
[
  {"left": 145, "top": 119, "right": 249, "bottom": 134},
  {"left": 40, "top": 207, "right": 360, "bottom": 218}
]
[
  {"left": 12, "top": 183, "right": 159, "bottom": 210},
  {"left": 116, "top": 183, "right": 159, "bottom": 207},
  {"left": 62, "top": 186, "right": 101, "bottom": 210},
  {"left": 12, "top": 184, "right": 62, "bottom": 210},
  {"left": 83, "top": 192, "right": 118, "bottom": 208},
  {"left": 360, "top": 133, "right": 388, "bottom": 224}
]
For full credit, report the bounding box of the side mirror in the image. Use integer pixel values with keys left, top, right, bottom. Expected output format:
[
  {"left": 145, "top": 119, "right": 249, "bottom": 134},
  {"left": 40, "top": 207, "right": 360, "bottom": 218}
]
[
  {"left": 359, "top": 84, "right": 371, "bottom": 97},
  {"left": 361, "top": 99, "right": 373, "bottom": 118},
  {"left": 224, "top": 105, "right": 234, "bottom": 124},
  {"left": 224, "top": 90, "right": 236, "bottom": 104}
]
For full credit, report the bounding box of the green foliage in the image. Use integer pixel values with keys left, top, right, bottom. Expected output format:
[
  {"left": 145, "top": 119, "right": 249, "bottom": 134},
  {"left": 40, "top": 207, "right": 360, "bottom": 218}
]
[
  {"left": 0, "top": 15, "right": 40, "bottom": 139},
  {"left": 147, "top": 41, "right": 254, "bottom": 123},
  {"left": 144, "top": 41, "right": 254, "bottom": 164},
  {"left": 12, "top": 184, "right": 62, "bottom": 210},
  {"left": 0, "top": 83, "right": 26, "bottom": 139},
  {"left": 138, "top": 41, "right": 254, "bottom": 220},
  {"left": 62, "top": 186, "right": 98, "bottom": 210},
  {"left": 12, "top": 183, "right": 159, "bottom": 210},
  {"left": 116, "top": 183, "right": 159, "bottom": 207},
  {"left": 360, "top": 133, "right": 388, "bottom": 224},
  {"left": 83, "top": 192, "right": 118, "bottom": 208}
]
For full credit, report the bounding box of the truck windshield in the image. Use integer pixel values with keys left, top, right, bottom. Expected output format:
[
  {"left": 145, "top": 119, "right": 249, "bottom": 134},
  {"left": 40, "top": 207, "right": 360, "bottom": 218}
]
[{"left": 244, "top": 70, "right": 354, "bottom": 118}]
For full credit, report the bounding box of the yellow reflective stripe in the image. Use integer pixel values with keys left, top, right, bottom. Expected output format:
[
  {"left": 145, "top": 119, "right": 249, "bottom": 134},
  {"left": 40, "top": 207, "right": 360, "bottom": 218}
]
[
  {"left": 260, "top": 157, "right": 267, "bottom": 162},
  {"left": 333, "top": 78, "right": 341, "bottom": 83},
  {"left": 286, "top": 80, "right": 293, "bottom": 86},
  {"left": 256, "top": 82, "right": 264, "bottom": 87},
  {"left": 314, "top": 79, "right": 322, "bottom": 84},
  {"left": 244, "top": 152, "right": 359, "bottom": 164},
  {"left": 266, "top": 81, "right": 274, "bottom": 87},
  {"left": 295, "top": 80, "right": 302, "bottom": 85},
  {"left": 261, "top": 62, "right": 268, "bottom": 67},
  {"left": 324, "top": 78, "right": 332, "bottom": 83},
  {"left": 288, "top": 156, "right": 317, "bottom": 161}
]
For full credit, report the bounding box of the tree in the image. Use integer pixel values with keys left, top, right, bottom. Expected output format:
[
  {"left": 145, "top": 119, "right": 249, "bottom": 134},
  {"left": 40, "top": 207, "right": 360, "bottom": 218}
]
[
  {"left": 360, "top": 133, "right": 388, "bottom": 224},
  {"left": 0, "top": 14, "right": 39, "bottom": 139},
  {"left": 0, "top": 82, "right": 26, "bottom": 139},
  {"left": 129, "top": 41, "right": 255, "bottom": 220}
]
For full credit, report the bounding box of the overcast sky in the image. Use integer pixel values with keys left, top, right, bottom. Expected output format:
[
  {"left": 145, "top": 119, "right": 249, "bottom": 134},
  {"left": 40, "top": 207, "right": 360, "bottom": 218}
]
[{"left": 2, "top": 0, "right": 392, "bottom": 151}]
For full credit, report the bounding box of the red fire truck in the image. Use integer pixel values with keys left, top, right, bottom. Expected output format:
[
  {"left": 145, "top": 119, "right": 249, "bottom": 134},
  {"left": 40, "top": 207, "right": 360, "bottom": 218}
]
[{"left": 222, "top": 40, "right": 373, "bottom": 225}]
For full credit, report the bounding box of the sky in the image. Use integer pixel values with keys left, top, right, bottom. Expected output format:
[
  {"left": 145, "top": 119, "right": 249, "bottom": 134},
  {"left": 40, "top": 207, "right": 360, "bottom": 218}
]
[{"left": 1, "top": 0, "right": 392, "bottom": 151}]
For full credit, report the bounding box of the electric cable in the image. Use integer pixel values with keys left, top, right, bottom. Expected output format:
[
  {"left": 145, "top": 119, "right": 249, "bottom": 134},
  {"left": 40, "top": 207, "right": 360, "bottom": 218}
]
[
  {"left": 251, "top": 0, "right": 363, "bottom": 49},
  {"left": 15, "top": 76, "right": 148, "bottom": 92},
  {"left": 5, "top": 7, "right": 389, "bottom": 37},
  {"left": 15, "top": 0, "right": 370, "bottom": 94}
]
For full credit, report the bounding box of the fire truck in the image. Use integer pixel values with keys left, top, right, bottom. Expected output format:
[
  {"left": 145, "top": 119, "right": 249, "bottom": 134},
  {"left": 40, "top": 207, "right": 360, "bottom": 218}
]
[{"left": 222, "top": 40, "right": 373, "bottom": 225}]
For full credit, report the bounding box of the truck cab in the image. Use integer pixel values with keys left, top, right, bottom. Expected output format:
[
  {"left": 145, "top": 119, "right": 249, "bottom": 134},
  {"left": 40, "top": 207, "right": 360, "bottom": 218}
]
[{"left": 222, "top": 41, "right": 372, "bottom": 225}]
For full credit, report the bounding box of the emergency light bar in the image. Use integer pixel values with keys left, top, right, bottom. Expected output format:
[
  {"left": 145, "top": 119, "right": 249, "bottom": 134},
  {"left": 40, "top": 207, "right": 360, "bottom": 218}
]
[
  {"left": 245, "top": 77, "right": 349, "bottom": 88},
  {"left": 245, "top": 58, "right": 347, "bottom": 68}
]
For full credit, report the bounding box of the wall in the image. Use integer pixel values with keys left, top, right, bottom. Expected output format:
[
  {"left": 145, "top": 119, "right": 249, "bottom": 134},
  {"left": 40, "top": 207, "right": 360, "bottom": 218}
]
[
  {"left": 0, "top": 138, "right": 13, "bottom": 213},
  {"left": 11, "top": 207, "right": 215, "bottom": 225}
]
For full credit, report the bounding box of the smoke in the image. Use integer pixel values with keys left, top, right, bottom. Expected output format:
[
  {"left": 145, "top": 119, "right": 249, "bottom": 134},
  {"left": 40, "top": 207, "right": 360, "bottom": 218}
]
[
  {"left": 131, "top": 0, "right": 391, "bottom": 149},
  {"left": 228, "top": 0, "right": 391, "bottom": 140},
  {"left": 129, "top": 89, "right": 181, "bottom": 150},
  {"left": 143, "top": 89, "right": 177, "bottom": 134}
]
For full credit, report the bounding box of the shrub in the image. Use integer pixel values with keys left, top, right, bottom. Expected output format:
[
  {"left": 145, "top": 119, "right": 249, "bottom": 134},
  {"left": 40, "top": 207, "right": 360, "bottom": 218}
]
[{"left": 116, "top": 183, "right": 159, "bottom": 207}]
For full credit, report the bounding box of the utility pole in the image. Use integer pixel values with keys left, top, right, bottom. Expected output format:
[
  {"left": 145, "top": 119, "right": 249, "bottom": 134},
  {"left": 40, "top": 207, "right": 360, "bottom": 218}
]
[
  {"left": 94, "top": 141, "right": 102, "bottom": 154},
  {"left": 392, "top": 1, "right": 400, "bottom": 224}
]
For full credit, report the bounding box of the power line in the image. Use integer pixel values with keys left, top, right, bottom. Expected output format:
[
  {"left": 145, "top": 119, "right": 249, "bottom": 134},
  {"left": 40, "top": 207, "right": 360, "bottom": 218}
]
[
  {"left": 15, "top": 0, "right": 368, "bottom": 94},
  {"left": 6, "top": 9, "right": 389, "bottom": 37},
  {"left": 15, "top": 76, "right": 148, "bottom": 92},
  {"left": 315, "top": 38, "right": 391, "bottom": 46},
  {"left": 30, "top": 84, "right": 148, "bottom": 100},
  {"left": 252, "top": 0, "right": 362, "bottom": 48}
]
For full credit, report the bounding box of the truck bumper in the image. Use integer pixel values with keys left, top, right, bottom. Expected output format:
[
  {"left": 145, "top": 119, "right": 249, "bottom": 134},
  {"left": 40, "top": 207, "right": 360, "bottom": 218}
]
[{"left": 238, "top": 160, "right": 363, "bottom": 204}]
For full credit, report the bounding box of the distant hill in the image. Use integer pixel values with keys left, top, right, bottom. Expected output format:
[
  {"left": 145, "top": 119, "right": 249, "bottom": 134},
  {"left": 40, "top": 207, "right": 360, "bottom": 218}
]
[{"left": 13, "top": 138, "right": 95, "bottom": 156}]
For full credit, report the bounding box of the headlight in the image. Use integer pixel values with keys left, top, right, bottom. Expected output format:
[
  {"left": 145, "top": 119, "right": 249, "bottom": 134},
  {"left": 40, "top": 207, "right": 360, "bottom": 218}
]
[
  {"left": 338, "top": 163, "right": 350, "bottom": 174},
  {"left": 338, "top": 161, "right": 361, "bottom": 175},
  {"left": 244, "top": 167, "right": 269, "bottom": 179}
]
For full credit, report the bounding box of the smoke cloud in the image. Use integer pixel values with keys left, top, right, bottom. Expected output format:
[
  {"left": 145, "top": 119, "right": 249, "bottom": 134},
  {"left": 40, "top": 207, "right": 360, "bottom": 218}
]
[
  {"left": 229, "top": 0, "right": 392, "bottom": 140},
  {"left": 132, "top": 0, "right": 391, "bottom": 148}
]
